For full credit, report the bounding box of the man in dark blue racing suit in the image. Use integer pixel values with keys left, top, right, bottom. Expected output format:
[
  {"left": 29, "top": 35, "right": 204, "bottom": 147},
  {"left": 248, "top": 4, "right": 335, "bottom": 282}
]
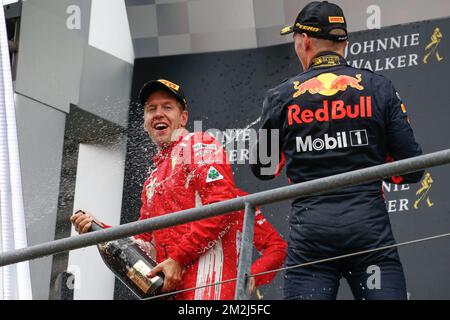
[{"left": 251, "top": 1, "right": 423, "bottom": 300}]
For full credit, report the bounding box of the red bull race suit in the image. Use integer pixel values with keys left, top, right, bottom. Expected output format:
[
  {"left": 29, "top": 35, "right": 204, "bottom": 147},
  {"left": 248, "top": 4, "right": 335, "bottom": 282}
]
[{"left": 251, "top": 51, "right": 424, "bottom": 300}]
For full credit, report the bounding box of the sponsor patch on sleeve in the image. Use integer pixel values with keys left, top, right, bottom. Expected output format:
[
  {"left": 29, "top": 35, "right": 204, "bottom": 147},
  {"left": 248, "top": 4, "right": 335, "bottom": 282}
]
[{"left": 401, "top": 103, "right": 407, "bottom": 113}]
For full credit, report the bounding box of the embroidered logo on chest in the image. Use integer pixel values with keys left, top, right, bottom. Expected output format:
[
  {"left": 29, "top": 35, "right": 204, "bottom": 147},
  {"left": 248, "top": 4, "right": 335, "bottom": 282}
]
[{"left": 206, "top": 166, "right": 224, "bottom": 183}]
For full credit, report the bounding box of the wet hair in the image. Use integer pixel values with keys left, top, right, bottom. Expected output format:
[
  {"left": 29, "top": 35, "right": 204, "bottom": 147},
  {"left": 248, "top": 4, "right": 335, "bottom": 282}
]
[{"left": 311, "top": 29, "right": 347, "bottom": 51}]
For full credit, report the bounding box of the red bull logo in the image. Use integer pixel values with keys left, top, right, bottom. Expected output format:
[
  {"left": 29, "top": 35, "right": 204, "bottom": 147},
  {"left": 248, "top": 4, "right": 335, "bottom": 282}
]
[
  {"left": 293, "top": 73, "right": 364, "bottom": 98},
  {"left": 288, "top": 96, "right": 373, "bottom": 126}
]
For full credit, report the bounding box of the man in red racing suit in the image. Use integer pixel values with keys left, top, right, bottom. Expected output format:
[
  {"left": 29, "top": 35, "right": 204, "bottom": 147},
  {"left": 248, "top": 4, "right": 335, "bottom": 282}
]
[
  {"left": 135, "top": 129, "right": 287, "bottom": 299},
  {"left": 71, "top": 79, "right": 286, "bottom": 299}
]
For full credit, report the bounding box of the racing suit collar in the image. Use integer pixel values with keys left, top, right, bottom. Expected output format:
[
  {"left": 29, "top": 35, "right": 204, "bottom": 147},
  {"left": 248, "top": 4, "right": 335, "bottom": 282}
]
[
  {"left": 152, "top": 129, "right": 189, "bottom": 164},
  {"left": 307, "top": 51, "right": 347, "bottom": 70}
]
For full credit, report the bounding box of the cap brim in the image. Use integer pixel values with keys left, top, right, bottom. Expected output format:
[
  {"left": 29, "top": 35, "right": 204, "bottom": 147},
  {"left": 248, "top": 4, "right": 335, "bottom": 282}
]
[
  {"left": 280, "top": 25, "right": 294, "bottom": 35},
  {"left": 138, "top": 81, "right": 183, "bottom": 106}
]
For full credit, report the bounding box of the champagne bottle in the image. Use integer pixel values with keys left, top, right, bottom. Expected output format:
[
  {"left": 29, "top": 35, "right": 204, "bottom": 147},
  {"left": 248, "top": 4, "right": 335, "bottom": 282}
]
[{"left": 90, "top": 221, "right": 164, "bottom": 299}]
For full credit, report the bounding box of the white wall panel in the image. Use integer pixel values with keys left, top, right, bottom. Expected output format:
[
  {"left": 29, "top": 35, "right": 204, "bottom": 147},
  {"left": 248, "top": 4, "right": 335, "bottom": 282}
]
[
  {"left": 89, "top": 0, "right": 135, "bottom": 64},
  {"left": 68, "top": 140, "right": 126, "bottom": 300}
]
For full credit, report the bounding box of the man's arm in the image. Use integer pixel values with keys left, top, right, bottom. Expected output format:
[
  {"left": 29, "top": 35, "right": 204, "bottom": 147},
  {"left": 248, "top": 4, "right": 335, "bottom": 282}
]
[
  {"left": 384, "top": 81, "right": 424, "bottom": 184},
  {"left": 250, "top": 208, "right": 287, "bottom": 287},
  {"left": 251, "top": 89, "right": 284, "bottom": 180},
  {"left": 70, "top": 210, "right": 105, "bottom": 234},
  {"left": 139, "top": 178, "right": 182, "bottom": 293}
]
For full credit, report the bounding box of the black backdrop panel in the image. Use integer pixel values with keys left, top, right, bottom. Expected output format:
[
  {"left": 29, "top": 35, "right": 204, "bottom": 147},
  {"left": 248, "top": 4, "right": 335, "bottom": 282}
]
[{"left": 118, "top": 17, "right": 450, "bottom": 299}]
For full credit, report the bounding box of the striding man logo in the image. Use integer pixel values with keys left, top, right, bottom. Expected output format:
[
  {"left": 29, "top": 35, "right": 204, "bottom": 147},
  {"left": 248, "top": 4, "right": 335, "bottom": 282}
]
[
  {"left": 413, "top": 172, "right": 434, "bottom": 209},
  {"left": 424, "top": 27, "right": 444, "bottom": 64}
]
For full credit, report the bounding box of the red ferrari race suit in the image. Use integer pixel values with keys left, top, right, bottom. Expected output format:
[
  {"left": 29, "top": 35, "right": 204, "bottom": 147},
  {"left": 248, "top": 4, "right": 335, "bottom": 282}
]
[{"left": 135, "top": 130, "right": 286, "bottom": 299}]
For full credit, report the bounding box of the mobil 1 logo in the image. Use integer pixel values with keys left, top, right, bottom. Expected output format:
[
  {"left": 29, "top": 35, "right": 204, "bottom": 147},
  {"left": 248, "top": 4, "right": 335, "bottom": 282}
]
[
  {"left": 349, "top": 129, "right": 369, "bottom": 146},
  {"left": 296, "top": 129, "right": 369, "bottom": 152}
]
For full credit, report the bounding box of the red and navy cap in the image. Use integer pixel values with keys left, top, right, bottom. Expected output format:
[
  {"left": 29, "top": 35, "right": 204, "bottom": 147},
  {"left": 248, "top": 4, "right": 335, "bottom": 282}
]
[
  {"left": 138, "top": 79, "right": 188, "bottom": 109},
  {"left": 280, "top": 1, "right": 348, "bottom": 42}
]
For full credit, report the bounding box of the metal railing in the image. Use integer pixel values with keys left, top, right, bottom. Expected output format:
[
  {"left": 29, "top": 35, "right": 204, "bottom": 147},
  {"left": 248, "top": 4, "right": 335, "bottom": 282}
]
[{"left": 0, "top": 149, "right": 450, "bottom": 299}]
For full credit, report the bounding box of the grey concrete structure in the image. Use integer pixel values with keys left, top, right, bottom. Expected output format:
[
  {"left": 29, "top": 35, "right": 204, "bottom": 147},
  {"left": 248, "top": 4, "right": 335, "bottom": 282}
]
[
  {"left": 10, "top": 0, "right": 133, "bottom": 299},
  {"left": 14, "top": 94, "right": 66, "bottom": 299}
]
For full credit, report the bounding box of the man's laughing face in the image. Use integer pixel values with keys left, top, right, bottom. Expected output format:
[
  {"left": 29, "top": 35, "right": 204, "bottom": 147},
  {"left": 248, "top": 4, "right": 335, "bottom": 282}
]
[{"left": 143, "top": 90, "right": 188, "bottom": 148}]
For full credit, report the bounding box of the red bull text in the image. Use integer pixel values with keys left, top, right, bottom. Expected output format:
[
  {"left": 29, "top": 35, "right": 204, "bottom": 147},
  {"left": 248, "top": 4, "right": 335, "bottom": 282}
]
[{"left": 288, "top": 96, "right": 373, "bottom": 125}]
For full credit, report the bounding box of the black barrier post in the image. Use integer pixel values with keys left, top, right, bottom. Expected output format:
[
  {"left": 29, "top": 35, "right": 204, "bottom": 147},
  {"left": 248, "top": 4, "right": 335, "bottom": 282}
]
[{"left": 235, "top": 203, "right": 255, "bottom": 300}]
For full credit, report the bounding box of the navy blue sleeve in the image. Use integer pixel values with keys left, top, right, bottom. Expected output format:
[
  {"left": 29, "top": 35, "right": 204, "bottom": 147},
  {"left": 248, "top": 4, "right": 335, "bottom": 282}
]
[
  {"left": 250, "top": 89, "right": 284, "bottom": 180},
  {"left": 385, "top": 81, "right": 424, "bottom": 184}
]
